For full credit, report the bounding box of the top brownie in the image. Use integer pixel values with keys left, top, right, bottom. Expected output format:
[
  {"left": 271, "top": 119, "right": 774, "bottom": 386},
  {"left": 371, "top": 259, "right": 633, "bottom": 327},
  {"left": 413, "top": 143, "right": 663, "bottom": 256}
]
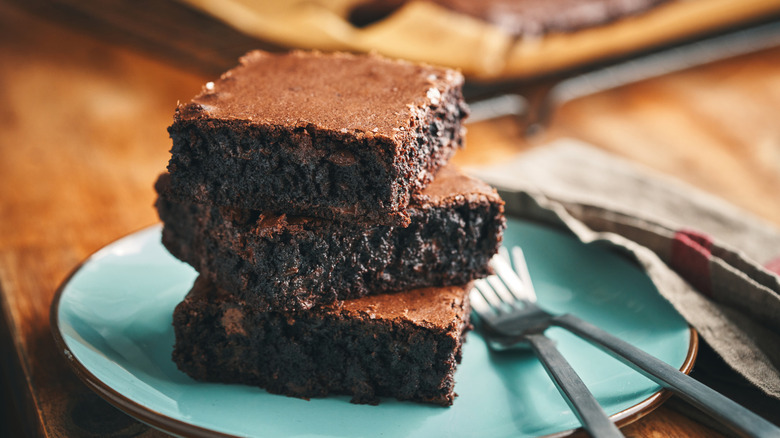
[{"left": 167, "top": 50, "right": 469, "bottom": 226}]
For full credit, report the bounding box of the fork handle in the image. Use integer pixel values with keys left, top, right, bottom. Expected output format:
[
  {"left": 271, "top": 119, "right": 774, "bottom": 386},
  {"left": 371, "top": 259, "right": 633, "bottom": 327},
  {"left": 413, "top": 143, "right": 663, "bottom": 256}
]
[
  {"left": 553, "top": 314, "right": 780, "bottom": 438},
  {"left": 525, "top": 333, "right": 625, "bottom": 438}
]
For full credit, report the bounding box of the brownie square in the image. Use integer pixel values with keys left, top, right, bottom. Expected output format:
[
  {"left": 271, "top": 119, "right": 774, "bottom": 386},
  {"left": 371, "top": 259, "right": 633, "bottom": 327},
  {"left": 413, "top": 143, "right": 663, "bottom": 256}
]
[
  {"left": 155, "top": 165, "right": 505, "bottom": 312},
  {"left": 166, "top": 50, "right": 469, "bottom": 226},
  {"left": 173, "top": 276, "right": 472, "bottom": 406}
]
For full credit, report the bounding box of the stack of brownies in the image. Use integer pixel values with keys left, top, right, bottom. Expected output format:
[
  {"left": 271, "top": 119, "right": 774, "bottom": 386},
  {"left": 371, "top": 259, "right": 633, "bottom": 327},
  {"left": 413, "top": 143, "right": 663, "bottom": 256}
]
[{"left": 154, "top": 51, "right": 506, "bottom": 406}]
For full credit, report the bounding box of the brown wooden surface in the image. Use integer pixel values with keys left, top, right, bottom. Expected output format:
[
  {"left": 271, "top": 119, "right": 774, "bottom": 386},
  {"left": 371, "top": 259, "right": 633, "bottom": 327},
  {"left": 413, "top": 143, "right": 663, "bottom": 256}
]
[{"left": 1, "top": 0, "right": 779, "bottom": 436}]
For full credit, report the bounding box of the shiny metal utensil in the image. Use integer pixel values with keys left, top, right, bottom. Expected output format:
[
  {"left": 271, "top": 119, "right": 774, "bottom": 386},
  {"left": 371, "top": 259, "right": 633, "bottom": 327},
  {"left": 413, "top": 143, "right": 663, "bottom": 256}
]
[
  {"left": 472, "top": 247, "right": 624, "bottom": 437},
  {"left": 472, "top": 248, "right": 780, "bottom": 438}
]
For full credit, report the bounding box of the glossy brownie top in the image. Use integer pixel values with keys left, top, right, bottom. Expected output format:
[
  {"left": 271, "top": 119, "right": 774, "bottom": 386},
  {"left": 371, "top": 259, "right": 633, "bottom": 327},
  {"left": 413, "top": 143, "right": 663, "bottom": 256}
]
[{"left": 175, "top": 50, "right": 464, "bottom": 139}]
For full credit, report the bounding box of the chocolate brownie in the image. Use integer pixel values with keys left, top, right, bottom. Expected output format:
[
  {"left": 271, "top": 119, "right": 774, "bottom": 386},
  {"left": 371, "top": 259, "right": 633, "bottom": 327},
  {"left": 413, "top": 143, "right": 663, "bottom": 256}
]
[
  {"left": 433, "top": 0, "right": 671, "bottom": 36},
  {"left": 156, "top": 164, "right": 504, "bottom": 312},
  {"left": 173, "top": 276, "right": 472, "bottom": 406},
  {"left": 350, "top": 0, "right": 671, "bottom": 36},
  {"left": 166, "top": 50, "right": 469, "bottom": 227}
]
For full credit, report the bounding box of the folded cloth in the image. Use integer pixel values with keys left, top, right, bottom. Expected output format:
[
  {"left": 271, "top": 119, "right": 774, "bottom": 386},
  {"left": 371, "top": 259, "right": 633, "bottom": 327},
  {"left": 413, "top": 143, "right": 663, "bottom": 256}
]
[{"left": 467, "top": 138, "right": 780, "bottom": 419}]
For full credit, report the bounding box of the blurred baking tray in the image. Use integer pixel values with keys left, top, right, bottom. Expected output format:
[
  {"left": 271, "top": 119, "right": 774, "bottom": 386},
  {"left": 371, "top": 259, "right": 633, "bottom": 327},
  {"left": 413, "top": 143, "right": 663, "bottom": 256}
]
[
  {"left": 12, "top": 0, "right": 780, "bottom": 134},
  {"left": 176, "top": 0, "right": 780, "bottom": 81},
  {"left": 12, "top": 0, "right": 780, "bottom": 83}
]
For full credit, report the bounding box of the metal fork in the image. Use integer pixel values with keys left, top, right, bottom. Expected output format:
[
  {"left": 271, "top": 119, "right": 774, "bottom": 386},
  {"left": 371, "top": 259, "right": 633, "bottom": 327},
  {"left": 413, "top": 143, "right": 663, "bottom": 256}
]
[
  {"left": 472, "top": 248, "right": 624, "bottom": 437},
  {"left": 472, "top": 247, "right": 780, "bottom": 438}
]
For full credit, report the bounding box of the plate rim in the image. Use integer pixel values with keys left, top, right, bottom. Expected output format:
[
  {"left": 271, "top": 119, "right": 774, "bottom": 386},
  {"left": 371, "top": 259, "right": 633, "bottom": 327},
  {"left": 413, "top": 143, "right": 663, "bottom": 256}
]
[{"left": 50, "top": 223, "right": 698, "bottom": 438}]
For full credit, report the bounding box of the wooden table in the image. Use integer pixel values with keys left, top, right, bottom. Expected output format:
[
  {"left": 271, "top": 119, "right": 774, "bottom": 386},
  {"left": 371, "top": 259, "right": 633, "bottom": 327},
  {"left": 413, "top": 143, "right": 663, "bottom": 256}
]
[{"left": 1, "top": 1, "right": 779, "bottom": 436}]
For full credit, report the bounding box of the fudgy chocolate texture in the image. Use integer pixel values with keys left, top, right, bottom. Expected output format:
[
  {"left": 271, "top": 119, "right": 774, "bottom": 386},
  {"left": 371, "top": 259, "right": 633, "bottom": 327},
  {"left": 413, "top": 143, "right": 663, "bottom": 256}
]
[
  {"left": 173, "top": 276, "right": 472, "bottom": 406},
  {"left": 155, "top": 165, "right": 504, "bottom": 312},
  {"left": 166, "top": 50, "right": 468, "bottom": 226}
]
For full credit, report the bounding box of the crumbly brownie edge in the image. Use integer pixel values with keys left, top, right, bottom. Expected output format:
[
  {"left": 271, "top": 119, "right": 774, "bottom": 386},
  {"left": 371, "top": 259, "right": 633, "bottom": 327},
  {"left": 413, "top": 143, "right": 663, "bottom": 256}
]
[
  {"left": 391, "top": 73, "right": 469, "bottom": 211},
  {"left": 155, "top": 175, "right": 504, "bottom": 312},
  {"left": 169, "top": 114, "right": 416, "bottom": 225},
  {"left": 172, "top": 278, "right": 472, "bottom": 406},
  {"left": 166, "top": 78, "right": 466, "bottom": 226}
]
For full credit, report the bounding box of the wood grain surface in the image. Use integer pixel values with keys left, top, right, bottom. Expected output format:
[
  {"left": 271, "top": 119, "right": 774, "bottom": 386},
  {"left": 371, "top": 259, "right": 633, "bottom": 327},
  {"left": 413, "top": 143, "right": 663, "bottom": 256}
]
[
  {"left": 454, "top": 60, "right": 780, "bottom": 226},
  {"left": 1, "top": 0, "right": 778, "bottom": 436}
]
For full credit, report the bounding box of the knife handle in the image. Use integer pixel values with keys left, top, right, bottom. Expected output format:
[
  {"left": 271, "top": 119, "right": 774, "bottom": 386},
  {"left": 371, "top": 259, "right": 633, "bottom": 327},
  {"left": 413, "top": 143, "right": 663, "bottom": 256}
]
[
  {"left": 553, "top": 313, "right": 780, "bottom": 438},
  {"left": 525, "top": 333, "right": 625, "bottom": 438}
]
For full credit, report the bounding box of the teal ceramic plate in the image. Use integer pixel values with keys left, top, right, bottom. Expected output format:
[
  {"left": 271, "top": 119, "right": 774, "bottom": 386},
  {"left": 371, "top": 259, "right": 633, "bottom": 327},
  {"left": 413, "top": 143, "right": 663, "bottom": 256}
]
[{"left": 51, "top": 218, "right": 696, "bottom": 437}]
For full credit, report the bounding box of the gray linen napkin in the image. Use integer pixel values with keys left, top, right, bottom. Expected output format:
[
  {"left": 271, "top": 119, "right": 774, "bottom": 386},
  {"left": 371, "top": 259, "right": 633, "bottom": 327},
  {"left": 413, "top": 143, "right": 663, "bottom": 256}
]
[{"left": 466, "top": 139, "right": 780, "bottom": 421}]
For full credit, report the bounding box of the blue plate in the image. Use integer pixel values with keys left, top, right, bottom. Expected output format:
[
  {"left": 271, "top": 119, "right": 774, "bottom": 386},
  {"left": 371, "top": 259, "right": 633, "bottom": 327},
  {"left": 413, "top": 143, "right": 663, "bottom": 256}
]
[{"left": 52, "top": 218, "right": 695, "bottom": 437}]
